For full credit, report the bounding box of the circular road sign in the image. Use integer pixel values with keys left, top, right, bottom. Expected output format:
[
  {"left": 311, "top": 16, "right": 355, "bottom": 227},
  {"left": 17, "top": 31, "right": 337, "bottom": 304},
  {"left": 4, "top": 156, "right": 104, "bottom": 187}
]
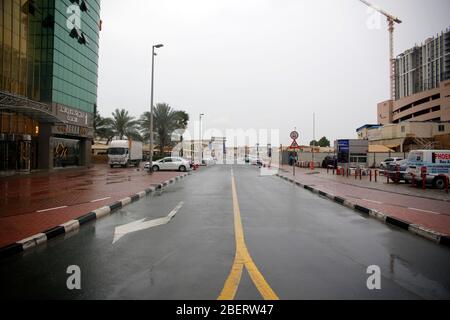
[{"left": 290, "top": 131, "right": 299, "bottom": 140}]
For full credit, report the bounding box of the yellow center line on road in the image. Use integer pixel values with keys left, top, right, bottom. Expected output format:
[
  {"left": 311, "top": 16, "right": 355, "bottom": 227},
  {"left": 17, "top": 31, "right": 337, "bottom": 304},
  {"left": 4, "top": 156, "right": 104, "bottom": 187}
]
[{"left": 218, "top": 169, "right": 279, "bottom": 301}]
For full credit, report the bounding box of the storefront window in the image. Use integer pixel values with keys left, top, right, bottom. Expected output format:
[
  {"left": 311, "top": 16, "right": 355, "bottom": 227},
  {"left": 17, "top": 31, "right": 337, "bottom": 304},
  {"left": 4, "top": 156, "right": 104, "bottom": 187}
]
[{"left": 53, "top": 138, "right": 80, "bottom": 168}]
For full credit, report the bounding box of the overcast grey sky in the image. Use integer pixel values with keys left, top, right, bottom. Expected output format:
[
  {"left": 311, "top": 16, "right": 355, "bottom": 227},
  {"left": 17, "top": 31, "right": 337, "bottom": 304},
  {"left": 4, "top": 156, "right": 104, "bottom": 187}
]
[{"left": 96, "top": 0, "right": 450, "bottom": 145}]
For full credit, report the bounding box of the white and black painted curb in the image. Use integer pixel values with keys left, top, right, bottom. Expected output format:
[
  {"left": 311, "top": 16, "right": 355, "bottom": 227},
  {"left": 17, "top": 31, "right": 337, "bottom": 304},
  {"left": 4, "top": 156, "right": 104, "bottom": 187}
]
[
  {"left": 276, "top": 173, "right": 450, "bottom": 248},
  {"left": 0, "top": 173, "right": 190, "bottom": 259}
]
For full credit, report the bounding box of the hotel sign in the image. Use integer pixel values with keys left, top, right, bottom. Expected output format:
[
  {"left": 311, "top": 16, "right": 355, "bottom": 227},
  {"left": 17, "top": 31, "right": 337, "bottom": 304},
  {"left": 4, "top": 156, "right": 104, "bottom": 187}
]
[
  {"left": 56, "top": 105, "right": 88, "bottom": 125},
  {"left": 52, "top": 124, "right": 93, "bottom": 138}
]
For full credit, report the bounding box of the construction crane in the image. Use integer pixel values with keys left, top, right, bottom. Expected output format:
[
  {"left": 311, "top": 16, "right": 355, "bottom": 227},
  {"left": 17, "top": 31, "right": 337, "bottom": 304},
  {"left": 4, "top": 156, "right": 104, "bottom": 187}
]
[{"left": 358, "top": 0, "right": 402, "bottom": 101}]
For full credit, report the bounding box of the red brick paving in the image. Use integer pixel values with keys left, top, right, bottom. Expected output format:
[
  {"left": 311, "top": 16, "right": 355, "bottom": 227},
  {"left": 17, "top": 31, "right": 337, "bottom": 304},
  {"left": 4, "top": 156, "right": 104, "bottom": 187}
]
[
  {"left": 278, "top": 166, "right": 450, "bottom": 236},
  {"left": 0, "top": 164, "right": 188, "bottom": 247}
]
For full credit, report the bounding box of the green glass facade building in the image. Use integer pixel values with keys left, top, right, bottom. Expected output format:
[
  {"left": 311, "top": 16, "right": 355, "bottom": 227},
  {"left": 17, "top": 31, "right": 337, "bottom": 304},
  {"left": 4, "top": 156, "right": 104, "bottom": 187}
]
[{"left": 0, "top": 0, "right": 101, "bottom": 173}]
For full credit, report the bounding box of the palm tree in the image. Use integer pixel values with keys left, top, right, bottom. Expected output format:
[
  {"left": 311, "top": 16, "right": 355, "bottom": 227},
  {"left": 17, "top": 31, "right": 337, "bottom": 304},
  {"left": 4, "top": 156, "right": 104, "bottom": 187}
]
[
  {"left": 94, "top": 109, "right": 115, "bottom": 143},
  {"left": 140, "top": 103, "right": 189, "bottom": 154},
  {"left": 110, "top": 109, "right": 142, "bottom": 141}
]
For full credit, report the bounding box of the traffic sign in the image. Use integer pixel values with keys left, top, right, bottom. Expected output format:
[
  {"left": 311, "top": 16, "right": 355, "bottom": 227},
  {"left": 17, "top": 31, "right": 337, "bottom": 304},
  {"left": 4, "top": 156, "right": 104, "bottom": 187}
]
[
  {"left": 290, "top": 131, "right": 299, "bottom": 140},
  {"left": 289, "top": 140, "right": 300, "bottom": 150}
]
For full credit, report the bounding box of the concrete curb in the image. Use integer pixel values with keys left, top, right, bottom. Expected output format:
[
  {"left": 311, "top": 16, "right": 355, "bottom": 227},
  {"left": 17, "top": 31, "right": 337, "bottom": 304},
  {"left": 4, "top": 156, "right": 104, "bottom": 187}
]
[
  {"left": 276, "top": 173, "right": 450, "bottom": 248},
  {"left": 0, "top": 172, "right": 190, "bottom": 259}
]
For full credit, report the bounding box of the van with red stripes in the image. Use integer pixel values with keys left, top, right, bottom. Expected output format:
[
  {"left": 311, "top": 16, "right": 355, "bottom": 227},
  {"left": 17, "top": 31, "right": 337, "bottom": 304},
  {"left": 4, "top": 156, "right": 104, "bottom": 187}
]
[{"left": 406, "top": 150, "right": 450, "bottom": 189}]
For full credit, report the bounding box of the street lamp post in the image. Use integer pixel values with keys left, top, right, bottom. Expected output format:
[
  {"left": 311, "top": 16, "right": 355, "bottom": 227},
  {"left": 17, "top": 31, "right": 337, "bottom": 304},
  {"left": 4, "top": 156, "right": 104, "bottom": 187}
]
[
  {"left": 149, "top": 43, "right": 164, "bottom": 174},
  {"left": 199, "top": 113, "right": 205, "bottom": 164}
]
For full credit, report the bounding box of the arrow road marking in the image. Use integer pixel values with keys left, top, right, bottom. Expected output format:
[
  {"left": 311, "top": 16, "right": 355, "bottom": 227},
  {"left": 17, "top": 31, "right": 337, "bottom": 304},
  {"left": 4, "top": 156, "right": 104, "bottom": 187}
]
[{"left": 112, "top": 201, "right": 184, "bottom": 244}]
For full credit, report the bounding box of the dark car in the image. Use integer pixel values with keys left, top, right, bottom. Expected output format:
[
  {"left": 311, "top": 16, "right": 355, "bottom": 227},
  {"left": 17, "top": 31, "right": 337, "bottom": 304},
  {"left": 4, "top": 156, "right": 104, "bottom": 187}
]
[
  {"left": 386, "top": 159, "right": 409, "bottom": 183},
  {"left": 322, "top": 156, "right": 337, "bottom": 169}
]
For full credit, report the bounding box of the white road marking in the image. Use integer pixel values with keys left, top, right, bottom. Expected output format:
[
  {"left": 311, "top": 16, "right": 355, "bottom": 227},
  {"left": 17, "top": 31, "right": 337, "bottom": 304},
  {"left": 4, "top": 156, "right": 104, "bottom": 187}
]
[
  {"left": 90, "top": 197, "right": 111, "bottom": 203},
  {"left": 112, "top": 201, "right": 184, "bottom": 244},
  {"left": 36, "top": 206, "right": 68, "bottom": 213},
  {"left": 362, "top": 199, "right": 383, "bottom": 204},
  {"left": 408, "top": 208, "right": 441, "bottom": 215}
]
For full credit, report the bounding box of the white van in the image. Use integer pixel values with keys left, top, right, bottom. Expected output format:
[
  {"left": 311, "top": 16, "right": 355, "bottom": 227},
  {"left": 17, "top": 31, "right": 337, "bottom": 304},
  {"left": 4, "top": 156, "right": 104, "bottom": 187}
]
[{"left": 405, "top": 150, "right": 450, "bottom": 189}]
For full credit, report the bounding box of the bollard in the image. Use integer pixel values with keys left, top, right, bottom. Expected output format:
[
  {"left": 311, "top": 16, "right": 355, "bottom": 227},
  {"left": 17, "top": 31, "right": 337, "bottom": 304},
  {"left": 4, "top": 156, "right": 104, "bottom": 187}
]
[
  {"left": 327, "top": 166, "right": 329, "bottom": 174},
  {"left": 386, "top": 170, "right": 389, "bottom": 184},
  {"left": 347, "top": 168, "right": 350, "bottom": 178},
  {"left": 360, "top": 169, "right": 362, "bottom": 180},
  {"left": 421, "top": 166, "right": 427, "bottom": 190},
  {"left": 375, "top": 170, "right": 377, "bottom": 182},
  {"left": 369, "top": 170, "right": 372, "bottom": 182}
]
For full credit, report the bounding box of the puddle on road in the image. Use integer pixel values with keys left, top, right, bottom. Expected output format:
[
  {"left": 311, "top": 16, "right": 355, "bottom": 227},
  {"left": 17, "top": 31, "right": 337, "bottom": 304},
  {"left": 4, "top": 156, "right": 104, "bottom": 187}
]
[{"left": 388, "top": 254, "right": 450, "bottom": 299}]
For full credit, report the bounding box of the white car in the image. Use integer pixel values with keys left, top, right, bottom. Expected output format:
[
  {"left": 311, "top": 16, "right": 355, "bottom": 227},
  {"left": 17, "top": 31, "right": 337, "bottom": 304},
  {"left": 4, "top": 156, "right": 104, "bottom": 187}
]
[
  {"left": 379, "top": 157, "right": 403, "bottom": 169},
  {"left": 247, "top": 155, "right": 263, "bottom": 166},
  {"left": 145, "top": 157, "right": 192, "bottom": 172},
  {"left": 202, "top": 157, "right": 216, "bottom": 166}
]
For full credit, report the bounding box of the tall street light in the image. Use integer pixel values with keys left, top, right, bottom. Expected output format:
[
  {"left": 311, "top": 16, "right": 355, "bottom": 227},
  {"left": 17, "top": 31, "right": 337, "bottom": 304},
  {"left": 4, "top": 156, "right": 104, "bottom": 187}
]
[
  {"left": 199, "top": 113, "right": 205, "bottom": 164},
  {"left": 149, "top": 43, "right": 164, "bottom": 174}
]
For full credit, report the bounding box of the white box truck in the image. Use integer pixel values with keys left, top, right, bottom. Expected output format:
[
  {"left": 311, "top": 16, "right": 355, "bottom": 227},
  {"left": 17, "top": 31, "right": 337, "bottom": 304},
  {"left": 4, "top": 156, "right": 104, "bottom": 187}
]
[
  {"left": 107, "top": 140, "right": 143, "bottom": 168},
  {"left": 405, "top": 150, "right": 450, "bottom": 189}
]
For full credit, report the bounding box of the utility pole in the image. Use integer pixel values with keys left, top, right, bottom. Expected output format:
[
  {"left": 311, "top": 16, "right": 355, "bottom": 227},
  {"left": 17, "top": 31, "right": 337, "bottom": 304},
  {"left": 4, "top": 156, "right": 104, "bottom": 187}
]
[
  {"left": 199, "top": 113, "right": 205, "bottom": 164},
  {"left": 149, "top": 43, "right": 164, "bottom": 174},
  {"left": 312, "top": 112, "right": 315, "bottom": 170}
]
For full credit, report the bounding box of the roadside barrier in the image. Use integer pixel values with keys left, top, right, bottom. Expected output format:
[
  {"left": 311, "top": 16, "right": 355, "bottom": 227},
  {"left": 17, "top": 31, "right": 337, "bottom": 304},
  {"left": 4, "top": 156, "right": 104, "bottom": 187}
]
[
  {"left": 323, "top": 164, "right": 447, "bottom": 193},
  {"left": 296, "top": 161, "right": 320, "bottom": 169}
]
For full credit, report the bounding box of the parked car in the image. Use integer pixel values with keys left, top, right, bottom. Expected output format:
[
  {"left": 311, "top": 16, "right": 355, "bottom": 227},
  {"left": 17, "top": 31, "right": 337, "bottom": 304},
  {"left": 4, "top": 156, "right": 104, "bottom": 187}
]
[
  {"left": 144, "top": 157, "right": 192, "bottom": 172},
  {"left": 386, "top": 159, "right": 410, "bottom": 183},
  {"left": 405, "top": 150, "right": 450, "bottom": 189},
  {"left": 247, "top": 155, "right": 263, "bottom": 166},
  {"left": 322, "top": 155, "right": 337, "bottom": 169},
  {"left": 379, "top": 157, "right": 403, "bottom": 170},
  {"left": 202, "top": 157, "right": 216, "bottom": 166}
]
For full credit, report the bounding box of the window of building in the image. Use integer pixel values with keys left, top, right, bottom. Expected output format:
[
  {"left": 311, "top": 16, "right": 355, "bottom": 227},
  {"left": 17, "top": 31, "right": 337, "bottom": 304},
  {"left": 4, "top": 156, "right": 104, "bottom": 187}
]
[
  {"left": 401, "top": 126, "right": 405, "bottom": 133},
  {"left": 431, "top": 94, "right": 440, "bottom": 100},
  {"left": 438, "top": 125, "right": 445, "bottom": 132}
]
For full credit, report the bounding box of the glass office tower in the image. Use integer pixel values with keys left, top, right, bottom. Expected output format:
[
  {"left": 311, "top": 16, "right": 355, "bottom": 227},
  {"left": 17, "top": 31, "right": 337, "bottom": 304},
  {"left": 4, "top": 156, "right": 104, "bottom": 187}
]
[{"left": 0, "top": 0, "right": 101, "bottom": 173}]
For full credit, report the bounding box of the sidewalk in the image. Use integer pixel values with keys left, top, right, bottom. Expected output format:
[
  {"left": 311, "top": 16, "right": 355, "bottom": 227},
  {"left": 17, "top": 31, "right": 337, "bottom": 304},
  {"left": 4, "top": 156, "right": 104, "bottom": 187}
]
[
  {"left": 0, "top": 164, "right": 189, "bottom": 248},
  {"left": 277, "top": 166, "right": 450, "bottom": 237}
]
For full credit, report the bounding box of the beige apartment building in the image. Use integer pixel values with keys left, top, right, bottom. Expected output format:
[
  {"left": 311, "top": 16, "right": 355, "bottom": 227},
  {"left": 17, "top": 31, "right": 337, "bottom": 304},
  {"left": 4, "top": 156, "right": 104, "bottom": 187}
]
[
  {"left": 378, "top": 28, "right": 450, "bottom": 126},
  {"left": 358, "top": 121, "right": 450, "bottom": 152},
  {"left": 378, "top": 79, "right": 450, "bottom": 125}
]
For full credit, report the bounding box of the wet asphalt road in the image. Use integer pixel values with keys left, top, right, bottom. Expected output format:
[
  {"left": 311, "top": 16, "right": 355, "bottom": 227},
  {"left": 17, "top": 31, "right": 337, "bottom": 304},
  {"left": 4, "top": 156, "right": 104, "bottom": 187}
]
[{"left": 1, "top": 165, "right": 450, "bottom": 300}]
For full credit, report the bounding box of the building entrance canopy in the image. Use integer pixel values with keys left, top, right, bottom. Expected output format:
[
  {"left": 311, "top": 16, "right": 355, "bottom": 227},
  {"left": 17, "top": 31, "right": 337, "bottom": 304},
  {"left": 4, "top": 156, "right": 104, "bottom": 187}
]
[{"left": 0, "top": 91, "right": 63, "bottom": 125}]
